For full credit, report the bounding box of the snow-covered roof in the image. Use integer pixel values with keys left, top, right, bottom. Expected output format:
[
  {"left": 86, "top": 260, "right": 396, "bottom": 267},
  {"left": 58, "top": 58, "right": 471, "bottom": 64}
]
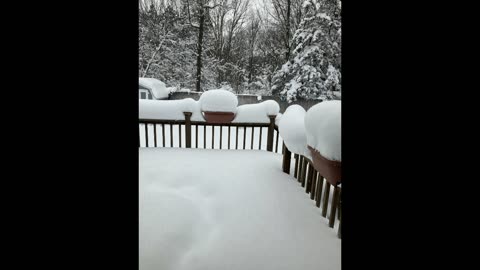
[{"left": 139, "top": 77, "right": 170, "bottom": 99}]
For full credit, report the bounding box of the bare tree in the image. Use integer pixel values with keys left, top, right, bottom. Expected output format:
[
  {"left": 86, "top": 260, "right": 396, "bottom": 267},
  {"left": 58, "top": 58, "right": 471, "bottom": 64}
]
[{"left": 267, "top": 0, "right": 303, "bottom": 61}]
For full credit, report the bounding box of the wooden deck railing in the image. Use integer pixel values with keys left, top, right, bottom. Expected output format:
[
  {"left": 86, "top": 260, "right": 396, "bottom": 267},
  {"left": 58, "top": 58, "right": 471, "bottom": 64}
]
[
  {"left": 139, "top": 111, "right": 339, "bottom": 238},
  {"left": 282, "top": 146, "right": 342, "bottom": 239},
  {"left": 139, "top": 112, "right": 284, "bottom": 154}
]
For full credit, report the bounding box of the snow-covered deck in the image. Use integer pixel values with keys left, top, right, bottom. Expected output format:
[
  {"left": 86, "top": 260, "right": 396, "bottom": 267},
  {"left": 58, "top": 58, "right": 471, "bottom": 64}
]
[{"left": 140, "top": 148, "right": 341, "bottom": 270}]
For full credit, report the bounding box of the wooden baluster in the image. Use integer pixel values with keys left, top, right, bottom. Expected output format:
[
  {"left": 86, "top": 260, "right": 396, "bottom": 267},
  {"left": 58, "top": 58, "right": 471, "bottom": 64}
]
[
  {"left": 282, "top": 143, "right": 291, "bottom": 174},
  {"left": 184, "top": 112, "right": 192, "bottom": 148},
  {"left": 251, "top": 127, "right": 254, "bottom": 149},
  {"left": 179, "top": 124, "right": 182, "bottom": 148},
  {"left": 228, "top": 126, "right": 231, "bottom": 149},
  {"left": 153, "top": 124, "right": 157, "bottom": 147},
  {"left": 235, "top": 127, "right": 239, "bottom": 149},
  {"left": 243, "top": 127, "right": 246, "bottom": 149},
  {"left": 322, "top": 182, "right": 331, "bottom": 217},
  {"left": 275, "top": 130, "right": 279, "bottom": 153},
  {"left": 294, "top": 154, "right": 299, "bottom": 178},
  {"left": 195, "top": 125, "right": 198, "bottom": 148},
  {"left": 310, "top": 170, "right": 317, "bottom": 200},
  {"left": 220, "top": 126, "right": 223, "bottom": 149},
  {"left": 297, "top": 156, "right": 303, "bottom": 182},
  {"left": 170, "top": 124, "right": 173, "bottom": 147},
  {"left": 306, "top": 162, "right": 314, "bottom": 194},
  {"left": 144, "top": 124, "right": 149, "bottom": 147},
  {"left": 258, "top": 127, "right": 263, "bottom": 150},
  {"left": 300, "top": 157, "right": 307, "bottom": 187},
  {"left": 329, "top": 185, "right": 340, "bottom": 228},
  {"left": 316, "top": 175, "right": 324, "bottom": 208},
  {"left": 305, "top": 162, "right": 313, "bottom": 193},
  {"left": 212, "top": 125, "right": 215, "bottom": 149},
  {"left": 162, "top": 123, "right": 165, "bottom": 147}
]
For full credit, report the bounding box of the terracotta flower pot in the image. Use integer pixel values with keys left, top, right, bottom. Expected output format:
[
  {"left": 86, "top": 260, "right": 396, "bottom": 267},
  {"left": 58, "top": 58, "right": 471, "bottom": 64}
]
[
  {"left": 203, "top": 111, "right": 236, "bottom": 123},
  {"left": 308, "top": 146, "right": 341, "bottom": 186}
]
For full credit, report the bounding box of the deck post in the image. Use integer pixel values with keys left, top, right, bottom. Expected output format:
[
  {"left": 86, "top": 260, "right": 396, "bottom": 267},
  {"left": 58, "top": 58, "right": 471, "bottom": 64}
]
[
  {"left": 337, "top": 190, "right": 342, "bottom": 239},
  {"left": 184, "top": 112, "right": 192, "bottom": 148},
  {"left": 266, "top": 115, "right": 276, "bottom": 152},
  {"left": 282, "top": 143, "right": 291, "bottom": 174}
]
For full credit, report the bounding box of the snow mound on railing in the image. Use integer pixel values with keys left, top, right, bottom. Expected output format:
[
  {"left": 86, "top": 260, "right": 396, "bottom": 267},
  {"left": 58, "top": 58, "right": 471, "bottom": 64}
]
[
  {"left": 278, "top": 105, "right": 309, "bottom": 156},
  {"left": 232, "top": 100, "right": 280, "bottom": 123},
  {"left": 199, "top": 89, "right": 238, "bottom": 113},
  {"left": 139, "top": 99, "right": 205, "bottom": 121},
  {"left": 139, "top": 78, "right": 170, "bottom": 99},
  {"left": 305, "top": 101, "right": 341, "bottom": 161}
]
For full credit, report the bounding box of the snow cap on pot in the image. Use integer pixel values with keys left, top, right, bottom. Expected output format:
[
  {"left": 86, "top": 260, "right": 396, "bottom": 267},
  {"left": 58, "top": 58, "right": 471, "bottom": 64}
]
[
  {"left": 278, "top": 105, "right": 308, "bottom": 157},
  {"left": 199, "top": 89, "right": 239, "bottom": 123},
  {"left": 304, "top": 100, "right": 341, "bottom": 185}
]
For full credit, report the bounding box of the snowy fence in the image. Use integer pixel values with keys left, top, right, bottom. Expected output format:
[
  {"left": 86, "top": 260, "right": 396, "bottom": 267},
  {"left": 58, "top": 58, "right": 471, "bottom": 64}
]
[
  {"left": 139, "top": 113, "right": 284, "bottom": 154},
  {"left": 138, "top": 97, "right": 340, "bottom": 238},
  {"left": 278, "top": 102, "right": 342, "bottom": 238},
  {"left": 283, "top": 151, "right": 342, "bottom": 238},
  {"left": 139, "top": 96, "right": 284, "bottom": 153}
]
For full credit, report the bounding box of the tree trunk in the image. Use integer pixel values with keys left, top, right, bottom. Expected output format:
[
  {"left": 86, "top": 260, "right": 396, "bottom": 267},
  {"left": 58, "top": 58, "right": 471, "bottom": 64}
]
[
  {"left": 285, "top": 0, "right": 291, "bottom": 60},
  {"left": 196, "top": 8, "right": 205, "bottom": 92}
]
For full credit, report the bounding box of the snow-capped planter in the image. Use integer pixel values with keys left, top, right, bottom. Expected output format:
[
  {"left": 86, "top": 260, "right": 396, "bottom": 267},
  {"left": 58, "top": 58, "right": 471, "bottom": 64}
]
[
  {"left": 139, "top": 98, "right": 205, "bottom": 121},
  {"left": 232, "top": 100, "right": 280, "bottom": 123},
  {"left": 304, "top": 101, "right": 341, "bottom": 185},
  {"left": 278, "top": 105, "right": 308, "bottom": 156},
  {"left": 199, "top": 89, "right": 238, "bottom": 123}
]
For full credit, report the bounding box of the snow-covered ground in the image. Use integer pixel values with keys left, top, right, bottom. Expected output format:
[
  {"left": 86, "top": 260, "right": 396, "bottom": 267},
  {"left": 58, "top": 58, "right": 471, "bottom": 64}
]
[{"left": 140, "top": 148, "right": 341, "bottom": 270}]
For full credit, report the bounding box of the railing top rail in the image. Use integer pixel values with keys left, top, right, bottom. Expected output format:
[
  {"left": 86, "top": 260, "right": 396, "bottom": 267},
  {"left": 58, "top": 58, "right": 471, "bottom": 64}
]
[{"left": 139, "top": 118, "right": 275, "bottom": 128}]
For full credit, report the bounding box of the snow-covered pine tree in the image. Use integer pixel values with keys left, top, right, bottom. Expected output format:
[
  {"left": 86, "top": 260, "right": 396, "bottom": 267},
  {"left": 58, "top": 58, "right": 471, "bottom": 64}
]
[{"left": 271, "top": 0, "right": 341, "bottom": 103}]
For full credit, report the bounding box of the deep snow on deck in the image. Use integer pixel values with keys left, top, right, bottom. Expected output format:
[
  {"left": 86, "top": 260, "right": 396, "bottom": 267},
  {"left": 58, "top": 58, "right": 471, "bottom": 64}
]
[{"left": 139, "top": 148, "right": 340, "bottom": 270}]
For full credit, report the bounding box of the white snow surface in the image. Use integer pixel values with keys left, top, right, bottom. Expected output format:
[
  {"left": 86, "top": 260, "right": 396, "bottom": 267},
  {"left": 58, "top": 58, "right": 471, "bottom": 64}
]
[
  {"left": 140, "top": 148, "right": 340, "bottom": 270},
  {"left": 139, "top": 77, "right": 170, "bottom": 99},
  {"left": 304, "top": 101, "right": 341, "bottom": 161},
  {"left": 199, "top": 89, "right": 238, "bottom": 113},
  {"left": 139, "top": 99, "right": 205, "bottom": 121},
  {"left": 278, "top": 105, "right": 309, "bottom": 157},
  {"left": 232, "top": 101, "right": 280, "bottom": 123}
]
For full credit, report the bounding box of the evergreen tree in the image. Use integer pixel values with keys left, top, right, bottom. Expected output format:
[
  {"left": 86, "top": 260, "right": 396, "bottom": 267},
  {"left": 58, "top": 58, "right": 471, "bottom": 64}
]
[{"left": 271, "top": 0, "right": 341, "bottom": 102}]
